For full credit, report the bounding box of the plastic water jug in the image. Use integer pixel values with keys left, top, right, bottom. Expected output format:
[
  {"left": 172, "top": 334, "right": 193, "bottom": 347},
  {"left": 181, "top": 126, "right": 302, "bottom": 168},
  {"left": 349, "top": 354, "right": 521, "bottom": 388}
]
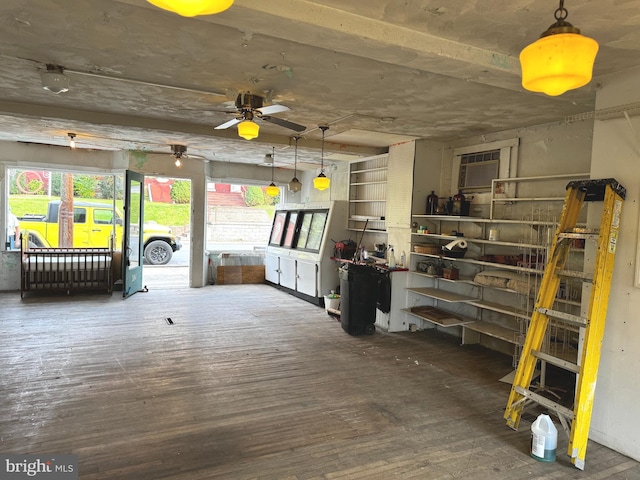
[{"left": 531, "top": 413, "right": 558, "bottom": 462}]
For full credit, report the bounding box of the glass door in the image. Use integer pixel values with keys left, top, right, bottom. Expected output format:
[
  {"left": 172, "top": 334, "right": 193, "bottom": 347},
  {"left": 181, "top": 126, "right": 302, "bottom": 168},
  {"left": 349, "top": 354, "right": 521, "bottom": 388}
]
[{"left": 123, "top": 170, "right": 144, "bottom": 298}]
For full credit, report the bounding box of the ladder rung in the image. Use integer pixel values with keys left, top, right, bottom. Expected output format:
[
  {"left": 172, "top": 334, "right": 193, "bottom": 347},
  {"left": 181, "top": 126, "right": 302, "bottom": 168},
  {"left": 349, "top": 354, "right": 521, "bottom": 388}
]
[
  {"left": 537, "top": 308, "right": 587, "bottom": 327},
  {"left": 532, "top": 350, "right": 581, "bottom": 374},
  {"left": 557, "top": 269, "right": 594, "bottom": 280},
  {"left": 558, "top": 232, "right": 599, "bottom": 240},
  {"left": 566, "top": 228, "right": 599, "bottom": 235},
  {"left": 514, "top": 386, "right": 575, "bottom": 421}
]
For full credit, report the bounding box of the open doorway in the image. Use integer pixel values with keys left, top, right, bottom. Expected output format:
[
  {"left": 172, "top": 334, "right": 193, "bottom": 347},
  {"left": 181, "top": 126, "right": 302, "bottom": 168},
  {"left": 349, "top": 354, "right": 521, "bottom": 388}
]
[
  {"left": 141, "top": 176, "right": 191, "bottom": 289},
  {"left": 206, "top": 182, "right": 277, "bottom": 285}
]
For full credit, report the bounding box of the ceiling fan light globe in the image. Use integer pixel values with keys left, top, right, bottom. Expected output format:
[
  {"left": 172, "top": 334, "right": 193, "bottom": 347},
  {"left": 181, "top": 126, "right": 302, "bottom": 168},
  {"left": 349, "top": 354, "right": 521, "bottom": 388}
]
[
  {"left": 237, "top": 120, "right": 259, "bottom": 140},
  {"left": 313, "top": 172, "right": 330, "bottom": 191},
  {"left": 41, "top": 71, "right": 69, "bottom": 94},
  {"left": 266, "top": 183, "right": 279, "bottom": 197},
  {"left": 520, "top": 33, "right": 598, "bottom": 96},
  {"left": 288, "top": 177, "right": 302, "bottom": 193},
  {"left": 146, "top": 0, "right": 234, "bottom": 17}
]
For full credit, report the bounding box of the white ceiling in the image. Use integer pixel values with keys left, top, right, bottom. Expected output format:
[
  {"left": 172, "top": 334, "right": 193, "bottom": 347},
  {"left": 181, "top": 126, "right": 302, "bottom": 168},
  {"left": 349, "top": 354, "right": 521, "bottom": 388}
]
[{"left": 1, "top": 0, "right": 639, "bottom": 171}]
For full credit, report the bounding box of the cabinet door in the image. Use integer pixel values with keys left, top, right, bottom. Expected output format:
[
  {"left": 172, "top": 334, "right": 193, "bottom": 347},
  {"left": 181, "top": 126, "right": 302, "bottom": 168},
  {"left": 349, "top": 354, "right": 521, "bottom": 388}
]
[
  {"left": 265, "top": 254, "right": 280, "bottom": 284},
  {"left": 296, "top": 261, "right": 318, "bottom": 297},
  {"left": 280, "top": 257, "right": 297, "bottom": 290}
]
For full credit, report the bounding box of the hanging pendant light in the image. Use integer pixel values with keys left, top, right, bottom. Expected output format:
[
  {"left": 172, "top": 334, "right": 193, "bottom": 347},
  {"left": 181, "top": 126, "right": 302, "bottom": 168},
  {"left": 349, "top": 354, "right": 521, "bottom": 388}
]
[
  {"left": 520, "top": 0, "right": 598, "bottom": 96},
  {"left": 237, "top": 113, "right": 260, "bottom": 140},
  {"left": 266, "top": 147, "right": 279, "bottom": 197},
  {"left": 146, "top": 0, "right": 234, "bottom": 17},
  {"left": 313, "top": 126, "right": 330, "bottom": 191},
  {"left": 288, "top": 136, "right": 303, "bottom": 193},
  {"left": 68, "top": 133, "right": 76, "bottom": 149}
]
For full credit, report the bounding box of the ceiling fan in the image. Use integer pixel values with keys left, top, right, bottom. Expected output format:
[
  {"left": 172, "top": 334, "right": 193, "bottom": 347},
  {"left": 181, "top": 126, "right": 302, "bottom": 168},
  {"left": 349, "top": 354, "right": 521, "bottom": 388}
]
[{"left": 214, "top": 92, "right": 306, "bottom": 140}]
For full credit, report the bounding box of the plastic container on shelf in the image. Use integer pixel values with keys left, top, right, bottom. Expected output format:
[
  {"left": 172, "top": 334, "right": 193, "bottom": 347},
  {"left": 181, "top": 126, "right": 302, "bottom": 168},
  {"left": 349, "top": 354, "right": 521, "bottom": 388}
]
[{"left": 531, "top": 414, "right": 557, "bottom": 462}]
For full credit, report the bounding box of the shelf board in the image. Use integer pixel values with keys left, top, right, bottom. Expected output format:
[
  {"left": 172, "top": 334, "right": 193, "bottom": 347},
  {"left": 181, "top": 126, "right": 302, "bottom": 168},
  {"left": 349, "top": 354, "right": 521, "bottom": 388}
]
[
  {"left": 350, "top": 181, "right": 387, "bottom": 186},
  {"left": 409, "top": 252, "right": 544, "bottom": 275},
  {"left": 464, "top": 321, "right": 519, "bottom": 344},
  {"left": 349, "top": 216, "right": 385, "bottom": 222},
  {"left": 411, "top": 233, "right": 544, "bottom": 250},
  {"left": 411, "top": 215, "right": 557, "bottom": 226},
  {"left": 409, "top": 271, "right": 475, "bottom": 284},
  {"left": 407, "top": 287, "right": 476, "bottom": 303},
  {"left": 347, "top": 228, "right": 387, "bottom": 234},
  {"left": 349, "top": 199, "right": 386, "bottom": 203},
  {"left": 492, "top": 197, "right": 565, "bottom": 203},
  {"left": 351, "top": 166, "right": 387, "bottom": 174},
  {"left": 402, "top": 307, "right": 475, "bottom": 327},
  {"left": 467, "top": 300, "right": 531, "bottom": 320}
]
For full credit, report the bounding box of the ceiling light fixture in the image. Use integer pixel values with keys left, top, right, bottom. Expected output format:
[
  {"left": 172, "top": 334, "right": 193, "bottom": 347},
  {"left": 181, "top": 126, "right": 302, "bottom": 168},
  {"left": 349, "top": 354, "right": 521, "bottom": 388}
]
[
  {"left": 68, "top": 133, "right": 76, "bottom": 149},
  {"left": 237, "top": 113, "right": 260, "bottom": 140},
  {"left": 41, "top": 64, "right": 69, "bottom": 94},
  {"left": 266, "top": 147, "right": 279, "bottom": 197},
  {"left": 313, "top": 126, "right": 330, "bottom": 191},
  {"left": 520, "top": 0, "right": 598, "bottom": 96},
  {"left": 171, "top": 144, "right": 187, "bottom": 168},
  {"left": 146, "top": 0, "right": 234, "bottom": 17},
  {"left": 288, "top": 136, "right": 302, "bottom": 193}
]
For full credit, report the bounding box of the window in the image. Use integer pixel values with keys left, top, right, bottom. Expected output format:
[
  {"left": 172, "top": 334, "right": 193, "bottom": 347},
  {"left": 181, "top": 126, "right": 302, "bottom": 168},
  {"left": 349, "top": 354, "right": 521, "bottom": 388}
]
[
  {"left": 94, "top": 209, "right": 114, "bottom": 225},
  {"left": 452, "top": 138, "right": 519, "bottom": 195},
  {"left": 73, "top": 208, "right": 87, "bottom": 224},
  {"left": 458, "top": 149, "right": 500, "bottom": 190}
]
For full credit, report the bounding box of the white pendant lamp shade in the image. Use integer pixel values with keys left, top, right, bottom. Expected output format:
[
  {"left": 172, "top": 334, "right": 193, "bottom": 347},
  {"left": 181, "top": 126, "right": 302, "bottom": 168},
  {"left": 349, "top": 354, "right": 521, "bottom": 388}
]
[{"left": 146, "top": 0, "right": 234, "bottom": 17}]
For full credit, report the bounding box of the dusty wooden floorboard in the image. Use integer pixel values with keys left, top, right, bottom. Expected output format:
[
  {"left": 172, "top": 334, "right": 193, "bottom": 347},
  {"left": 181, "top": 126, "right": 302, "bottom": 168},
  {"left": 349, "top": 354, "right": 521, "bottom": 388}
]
[{"left": 1, "top": 284, "right": 639, "bottom": 479}]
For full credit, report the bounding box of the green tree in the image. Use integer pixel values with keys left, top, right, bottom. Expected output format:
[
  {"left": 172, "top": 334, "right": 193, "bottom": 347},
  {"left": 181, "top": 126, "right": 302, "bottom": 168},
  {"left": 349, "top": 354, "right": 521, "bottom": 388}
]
[
  {"left": 170, "top": 180, "right": 190, "bottom": 204},
  {"left": 244, "top": 186, "right": 265, "bottom": 206},
  {"left": 73, "top": 175, "right": 97, "bottom": 198}
]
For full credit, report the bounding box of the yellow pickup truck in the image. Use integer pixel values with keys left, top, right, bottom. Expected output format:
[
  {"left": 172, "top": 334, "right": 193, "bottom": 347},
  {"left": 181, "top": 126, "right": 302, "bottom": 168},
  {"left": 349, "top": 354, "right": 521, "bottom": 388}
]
[{"left": 18, "top": 200, "right": 181, "bottom": 265}]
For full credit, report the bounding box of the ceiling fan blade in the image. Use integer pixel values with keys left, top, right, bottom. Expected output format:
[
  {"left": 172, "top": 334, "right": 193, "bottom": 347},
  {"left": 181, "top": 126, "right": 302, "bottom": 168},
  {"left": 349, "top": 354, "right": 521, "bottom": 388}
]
[
  {"left": 257, "top": 104, "right": 290, "bottom": 115},
  {"left": 214, "top": 118, "right": 242, "bottom": 130},
  {"left": 261, "top": 116, "right": 306, "bottom": 132}
]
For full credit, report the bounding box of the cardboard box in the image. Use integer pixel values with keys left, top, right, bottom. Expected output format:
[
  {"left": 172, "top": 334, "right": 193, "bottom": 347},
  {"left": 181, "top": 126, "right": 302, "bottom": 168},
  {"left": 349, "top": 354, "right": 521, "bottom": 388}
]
[{"left": 216, "top": 265, "right": 265, "bottom": 285}]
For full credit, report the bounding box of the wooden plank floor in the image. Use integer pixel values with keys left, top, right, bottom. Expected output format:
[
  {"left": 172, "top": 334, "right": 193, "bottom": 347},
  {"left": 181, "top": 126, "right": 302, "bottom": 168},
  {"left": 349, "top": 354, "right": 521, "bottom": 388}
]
[{"left": 1, "top": 283, "right": 639, "bottom": 479}]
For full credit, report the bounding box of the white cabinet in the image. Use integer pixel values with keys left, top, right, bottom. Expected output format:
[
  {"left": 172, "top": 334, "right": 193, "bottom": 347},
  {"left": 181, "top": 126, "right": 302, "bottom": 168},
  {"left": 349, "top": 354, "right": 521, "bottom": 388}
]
[
  {"left": 374, "top": 270, "right": 409, "bottom": 332},
  {"left": 266, "top": 254, "right": 319, "bottom": 297},
  {"left": 279, "top": 256, "right": 297, "bottom": 290},
  {"left": 265, "top": 254, "right": 280, "bottom": 284},
  {"left": 265, "top": 201, "right": 347, "bottom": 305},
  {"left": 296, "top": 260, "right": 318, "bottom": 297}
]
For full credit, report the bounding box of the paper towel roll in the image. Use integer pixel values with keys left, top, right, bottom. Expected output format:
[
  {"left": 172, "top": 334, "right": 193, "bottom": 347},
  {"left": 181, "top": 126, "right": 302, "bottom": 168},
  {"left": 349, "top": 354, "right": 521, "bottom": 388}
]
[{"left": 444, "top": 238, "right": 468, "bottom": 250}]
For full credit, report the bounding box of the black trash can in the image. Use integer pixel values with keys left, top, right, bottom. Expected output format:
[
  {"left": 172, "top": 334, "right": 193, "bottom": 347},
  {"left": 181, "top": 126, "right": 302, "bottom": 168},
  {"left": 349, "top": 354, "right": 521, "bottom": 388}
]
[{"left": 339, "top": 264, "right": 379, "bottom": 335}]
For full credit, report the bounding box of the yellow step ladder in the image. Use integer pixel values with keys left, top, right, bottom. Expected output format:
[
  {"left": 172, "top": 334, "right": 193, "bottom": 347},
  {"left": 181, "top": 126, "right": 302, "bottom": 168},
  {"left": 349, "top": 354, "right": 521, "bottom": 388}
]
[{"left": 504, "top": 178, "right": 625, "bottom": 470}]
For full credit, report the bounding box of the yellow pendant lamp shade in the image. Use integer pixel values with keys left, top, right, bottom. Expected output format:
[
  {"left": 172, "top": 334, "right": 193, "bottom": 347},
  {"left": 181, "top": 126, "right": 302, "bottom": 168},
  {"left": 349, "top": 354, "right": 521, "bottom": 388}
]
[
  {"left": 237, "top": 120, "right": 259, "bottom": 140},
  {"left": 266, "top": 183, "right": 279, "bottom": 197},
  {"left": 313, "top": 172, "right": 330, "bottom": 191},
  {"left": 314, "top": 125, "right": 331, "bottom": 191},
  {"left": 520, "top": 0, "right": 598, "bottom": 96},
  {"left": 146, "top": 0, "right": 234, "bottom": 17},
  {"left": 520, "top": 33, "right": 598, "bottom": 96}
]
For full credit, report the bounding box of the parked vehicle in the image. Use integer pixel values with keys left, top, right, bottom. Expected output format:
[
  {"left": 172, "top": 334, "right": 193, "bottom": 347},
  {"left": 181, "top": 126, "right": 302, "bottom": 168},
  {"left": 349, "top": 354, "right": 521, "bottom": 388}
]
[{"left": 18, "top": 200, "right": 181, "bottom": 265}]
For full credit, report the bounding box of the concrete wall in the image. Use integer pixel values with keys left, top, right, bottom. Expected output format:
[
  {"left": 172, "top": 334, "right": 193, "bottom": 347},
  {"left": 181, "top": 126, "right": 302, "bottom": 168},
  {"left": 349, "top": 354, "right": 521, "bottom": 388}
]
[{"left": 588, "top": 65, "right": 640, "bottom": 462}]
